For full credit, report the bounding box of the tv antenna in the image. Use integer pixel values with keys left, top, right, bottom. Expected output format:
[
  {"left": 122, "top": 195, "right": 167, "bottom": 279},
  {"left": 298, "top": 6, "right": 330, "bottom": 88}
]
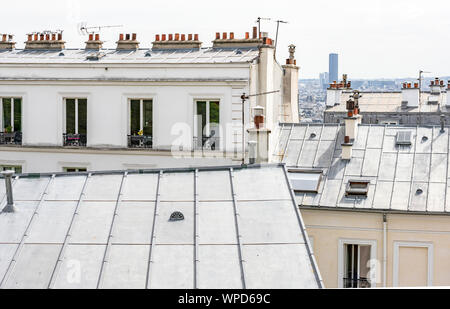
[
  {"left": 240, "top": 90, "right": 280, "bottom": 164},
  {"left": 78, "top": 22, "right": 123, "bottom": 36},
  {"left": 274, "top": 20, "right": 288, "bottom": 56},
  {"left": 256, "top": 17, "right": 272, "bottom": 38},
  {"left": 418, "top": 70, "right": 431, "bottom": 105}
]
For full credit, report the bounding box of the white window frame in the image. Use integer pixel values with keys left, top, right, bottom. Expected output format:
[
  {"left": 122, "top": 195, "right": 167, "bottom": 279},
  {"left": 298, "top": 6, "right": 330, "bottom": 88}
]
[
  {"left": 0, "top": 97, "right": 22, "bottom": 132},
  {"left": 63, "top": 98, "right": 87, "bottom": 135},
  {"left": 338, "top": 238, "right": 378, "bottom": 288},
  {"left": 393, "top": 241, "right": 433, "bottom": 287},
  {"left": 128, "top": 99, "right": 153, "bottom": 136},
  {"left": 193, "top": 99, "right": 221, "bottom": 139}
]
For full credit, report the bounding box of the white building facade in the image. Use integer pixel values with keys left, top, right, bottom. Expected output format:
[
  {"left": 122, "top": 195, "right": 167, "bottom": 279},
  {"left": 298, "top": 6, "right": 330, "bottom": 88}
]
[{"left": 0, "top": 29, "right": 299, "bottom": 173}]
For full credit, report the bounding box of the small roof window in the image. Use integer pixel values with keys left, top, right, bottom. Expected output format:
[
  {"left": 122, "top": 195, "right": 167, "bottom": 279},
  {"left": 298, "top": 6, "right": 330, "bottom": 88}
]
[
  {"left": 396, "top": 131, "right": 412, "bottom": 146},
  {"left": 288, "top": 169, "right": 322, "bottom": 193},
  {"left": 345, "top": 180, "right": 370, "bottom": 198}
]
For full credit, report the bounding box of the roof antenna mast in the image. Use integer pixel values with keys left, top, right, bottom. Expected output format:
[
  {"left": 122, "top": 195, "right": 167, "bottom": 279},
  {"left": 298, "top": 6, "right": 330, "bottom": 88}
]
[{"left": 78, "top": 22, "right": 123, "bottom": 36}]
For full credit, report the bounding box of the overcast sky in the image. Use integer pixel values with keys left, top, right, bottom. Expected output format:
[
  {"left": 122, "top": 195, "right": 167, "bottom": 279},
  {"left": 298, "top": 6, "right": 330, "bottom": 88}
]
[{"left": 2, "top": 0, "right": 450, "bottom": 79}]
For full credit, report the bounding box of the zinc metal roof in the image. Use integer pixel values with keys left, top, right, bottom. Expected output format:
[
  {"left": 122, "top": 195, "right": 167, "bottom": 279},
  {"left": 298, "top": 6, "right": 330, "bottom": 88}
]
[
  {"left": 274, "top": 123, "right": 450, "bottom": 214},
  {"left": 0, "top": 48, "right": 259, "bottom": 65},
  {"left": 325, "top": 91, "right": 449, "bottom": 113},
  {"left": 0, "top": 164, "right": 322, "bottom": 289}
]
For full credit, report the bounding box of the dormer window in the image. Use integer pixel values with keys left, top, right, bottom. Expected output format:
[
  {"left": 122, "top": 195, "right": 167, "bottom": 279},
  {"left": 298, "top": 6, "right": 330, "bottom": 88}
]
[
  {"left": 346, "top": 180, "right": 370, "bottom": 198},
  {"left": 396, "top": 131, "right": 412, "bottom": 146}
]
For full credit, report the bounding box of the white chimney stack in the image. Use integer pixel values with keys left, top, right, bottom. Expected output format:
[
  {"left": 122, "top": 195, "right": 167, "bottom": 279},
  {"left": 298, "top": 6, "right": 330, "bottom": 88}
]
[
  {"left": 1, "top": 170, "right": 15, "bottom": 213},
  {"left": 326, "top": 82, "right": 343, "bottom": 107},
  {"left": 401, "top": 82, "right": 420, "bottom": 107},
  {"left": 447, "top": 81, "right": 450, "bottom": 106}
]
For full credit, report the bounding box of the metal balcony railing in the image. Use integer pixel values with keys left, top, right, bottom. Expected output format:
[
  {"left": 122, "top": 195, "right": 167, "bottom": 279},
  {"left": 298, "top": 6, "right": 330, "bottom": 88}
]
[
  {"left": 193, "top": 136, "right": 220, "bottom": 151},
  {"left": 63, "top": 134, "right": 87, "bottom": 147},
  {"left": 0, "top": 132, "right": 22, "bottom": 145},
  {"left": 128, "top": 135, "right": 153, "bottom": 149},
  {"left": 343, "top": 278, "right": 371, "bottom": 288}
]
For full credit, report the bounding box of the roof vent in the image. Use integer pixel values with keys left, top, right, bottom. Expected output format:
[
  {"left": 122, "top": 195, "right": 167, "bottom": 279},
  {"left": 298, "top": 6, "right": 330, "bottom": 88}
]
[
  {"left": 416, "top": 188, "right": 424, "bottom": 195},
  {"left": 144, "top": 51, "right": 152, "bottom": 57},
  {"left": 58, "top": 52, "right": 65, "bottom": 57},
  {"left": 0, "top": 34, "right": 16, "bottom": 50},
  {"left": 152, "top": 33, "right": 201, "bottom": 50},
  {"left": 1, "top": 170, "right": 15, "bottom": 213},
  {"left": 116, "top": 33, "right": 139, "bottom": 50},
  {"left": 212, "top": 27, "right": 263, "bottom": 49},
  {"left": 345, "top": 180, "right": 370, "bottom": 198},
  {"left": 169, "top": 211, "right": 185, "bottom": 222},
  {"left": 421, "top": 136, "right": 429, "bottom": 143},
  {"left": 396, "top": 131, "right": 412, "bottom": 146},
  {"left": 86, "top": 52, "right": 106, "bottom": 61},
  {"left": 25, "top": 31, "right": 65, "bottom": 50}
]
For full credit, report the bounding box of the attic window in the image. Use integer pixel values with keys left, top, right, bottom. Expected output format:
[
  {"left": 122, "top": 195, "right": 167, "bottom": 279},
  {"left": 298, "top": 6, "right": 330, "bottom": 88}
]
[
  {"left": 396, "top": 131, "right": 412, "bottom": 146},
  {"left": 310, "top": 133, "right": 317, "bottom": 139},
  {"left": 345, "top": 180, "right": 370, "bottom": 198},
  {"left": 288, "top": 169, "right": 322, "bottom": 193}
]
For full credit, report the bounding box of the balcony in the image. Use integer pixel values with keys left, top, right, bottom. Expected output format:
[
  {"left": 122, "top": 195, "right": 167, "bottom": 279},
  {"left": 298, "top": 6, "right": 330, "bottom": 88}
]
[
  {"left": 128, "top": 135, "right": 153, "bottom": 149},
  {"left": 63, "top": 134, "right": 87, "bottom": 147},
  {"left": 343, "top": 278, "right": 371, "bottom": 288},
  {"left": 193, "top": 136, "right": 220, "bottom": 151},
  {"left": 0, "top": 132, "right": 22, "bottom": 145}
]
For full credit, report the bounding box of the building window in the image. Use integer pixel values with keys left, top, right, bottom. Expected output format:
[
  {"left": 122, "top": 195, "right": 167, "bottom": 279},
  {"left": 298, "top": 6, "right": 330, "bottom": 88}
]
[
  {"left": 338, "top": 239, "right": 377, "bottom": 288},
  {"left": 288, "top": 169, "right": 322, "bottom": 193},
  {"left": 194, "top": 100, "right": 220, "bottom": 150},
  {"left": 63, "top": 98, "right": 87, "bottom": 147},
  {"left": 63, "top": 167, "right": 87, "bottom": 173},
  {"left": 0, "top": 98, "right": 22, "bottom": 145},
  {"left": 345, "top": 180, "right": 370, "bottom": 197},
  {"left": 0, "top": 165, "right": 22, "bottom": 174},
  {"left": 128, "top": 99, "right": 153, "bottom": 148}
]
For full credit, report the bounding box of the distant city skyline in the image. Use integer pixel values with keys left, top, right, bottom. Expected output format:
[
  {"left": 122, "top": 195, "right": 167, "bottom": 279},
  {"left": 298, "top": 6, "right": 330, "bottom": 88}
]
[{"left": 1, "top": 0, "right": 449, "bottom": 79}]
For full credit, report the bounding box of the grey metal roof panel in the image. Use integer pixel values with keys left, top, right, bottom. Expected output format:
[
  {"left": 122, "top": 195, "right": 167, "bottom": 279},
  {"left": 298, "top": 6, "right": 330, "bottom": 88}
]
[
  {"left": 278, "top": 123, "right": 450, "bottom": 214},
  {"left": 0, "top": 48, "right": 259, "bottom": 65},
  {"left": 0, "top": 164, "right": 321, "bottom": 289}
]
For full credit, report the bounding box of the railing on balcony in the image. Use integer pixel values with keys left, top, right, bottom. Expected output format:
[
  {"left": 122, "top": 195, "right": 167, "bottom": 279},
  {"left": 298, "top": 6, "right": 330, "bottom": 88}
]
[
  {"left": 63, "top": 134, "right": 87, "bottom": 147},
  {"left": 128, "top": 135, "right": 153, "bottom": 149},
  {"left": 193, "top": 136, "right": 220, "bottom": 151},
  {"left": 0, "top": 132, "right": 22, "bottom": 145},
  {"left": 343, "top": 278, "right": 371, "bottom": 288}
]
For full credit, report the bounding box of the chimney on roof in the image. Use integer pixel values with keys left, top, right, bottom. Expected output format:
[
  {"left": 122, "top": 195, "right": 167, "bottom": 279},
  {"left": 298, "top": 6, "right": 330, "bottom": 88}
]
[
  {"left": 326, "top": 74, "right": 352, "bottom": 108},
  {"left": 341, "top": 135, "right": 353, "bottom": 160},
  {"left": 116, "top": 33, "right": 140, "bottom": 50},
  {"left": 85, "top": 33, "right": 103, "bottom": 50},
  {"left": 282, "top": 44, "right": 300, "bottom": 123},
  {"left": 430, "top": 77, "right": 442, "bottom": 95},
  {"left": 447, "top": 81, "right": 450, "bottom": 107},
  {"left": 0, "top": 34, "right": 16, "bottom": 50},
  {"left": 401, "top": 81, "right": 420, "bottom": 108},
  {"left": 1, "top": 170, "right": 15, "bottom": 213},
  {"left": 212, "top": 27, "right": 263, "bottom": 49},
  {"left": 152, "top": 33, "right": 202, "bottom": 50},
  {"left": 247, "top": 106, "right": 271, "bottom": 164},
  {"left": 25, "top": 31, "right": 65, "bottom": 50}
]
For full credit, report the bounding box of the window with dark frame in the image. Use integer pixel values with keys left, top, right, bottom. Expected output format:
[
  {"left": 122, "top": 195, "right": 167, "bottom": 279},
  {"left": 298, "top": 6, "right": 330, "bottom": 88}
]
[
  {"left": 195, "top": 100, "right": 220, "bottom": 150},
  {"left": 344, "top": 244, "right": 372, "bottom": 288},
  {"left": 129, "top": 99, "right": 153, "bottom": 148},
  {"left": 64, "top": 98, "right": 87, "bottom": 147}
]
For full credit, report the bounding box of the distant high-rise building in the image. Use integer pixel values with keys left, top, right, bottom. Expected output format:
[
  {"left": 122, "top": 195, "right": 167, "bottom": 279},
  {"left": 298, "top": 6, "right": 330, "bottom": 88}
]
[
  {"left": 319, "top": 72, "right": 329, "bottom": 90},
  {"left": 329, "top": 53, "right": 338, "bottom": 84}
]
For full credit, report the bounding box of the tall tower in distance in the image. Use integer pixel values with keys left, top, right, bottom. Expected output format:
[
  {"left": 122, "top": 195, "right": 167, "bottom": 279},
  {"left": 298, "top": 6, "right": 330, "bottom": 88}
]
[{"left": 329, "top": 53, "right": 339, "bottom": 84}]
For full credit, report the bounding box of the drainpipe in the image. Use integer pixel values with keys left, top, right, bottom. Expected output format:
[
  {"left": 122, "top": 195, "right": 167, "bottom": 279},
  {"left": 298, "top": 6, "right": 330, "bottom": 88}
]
[
  {"left": 1, "top": 170, "right": 15, "bottom": 213},
  {"left": 383, "top": 213, "right": 387, "bottom": 288}
]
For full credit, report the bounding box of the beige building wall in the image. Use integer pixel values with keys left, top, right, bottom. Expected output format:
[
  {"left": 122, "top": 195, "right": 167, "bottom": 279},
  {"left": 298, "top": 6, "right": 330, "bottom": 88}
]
[{"left": 301, "top": 209, "right": 450, "bottom": 288}]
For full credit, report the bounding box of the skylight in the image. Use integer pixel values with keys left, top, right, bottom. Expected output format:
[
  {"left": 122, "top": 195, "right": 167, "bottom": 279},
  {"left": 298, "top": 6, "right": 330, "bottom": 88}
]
[{"left": 288, "top": 169, "right": 322, "bottom": 193}]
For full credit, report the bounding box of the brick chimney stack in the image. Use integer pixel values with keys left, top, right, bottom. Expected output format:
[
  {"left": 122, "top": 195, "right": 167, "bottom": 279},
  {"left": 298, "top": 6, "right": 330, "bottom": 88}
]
[
  {"left": 116, "top": 33, "right": 140, "bottom": 50},
  {"left": 212, "top": 27, "right": 264, "bottom": 49},
  {"left": 152, "top": 33, "right": 202, "bottom": 50},
  {"left": 282, "top": 44, "right": 300, "bottom": 123},
  {"left": 25, "top": 31, "right": 65, "bottom": 50},
  {"left": 85, "top": 33, "right": 103, "bottom": 50},
  {"left": 0, "top": 34, "right": 16, "bottom": 50}
]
